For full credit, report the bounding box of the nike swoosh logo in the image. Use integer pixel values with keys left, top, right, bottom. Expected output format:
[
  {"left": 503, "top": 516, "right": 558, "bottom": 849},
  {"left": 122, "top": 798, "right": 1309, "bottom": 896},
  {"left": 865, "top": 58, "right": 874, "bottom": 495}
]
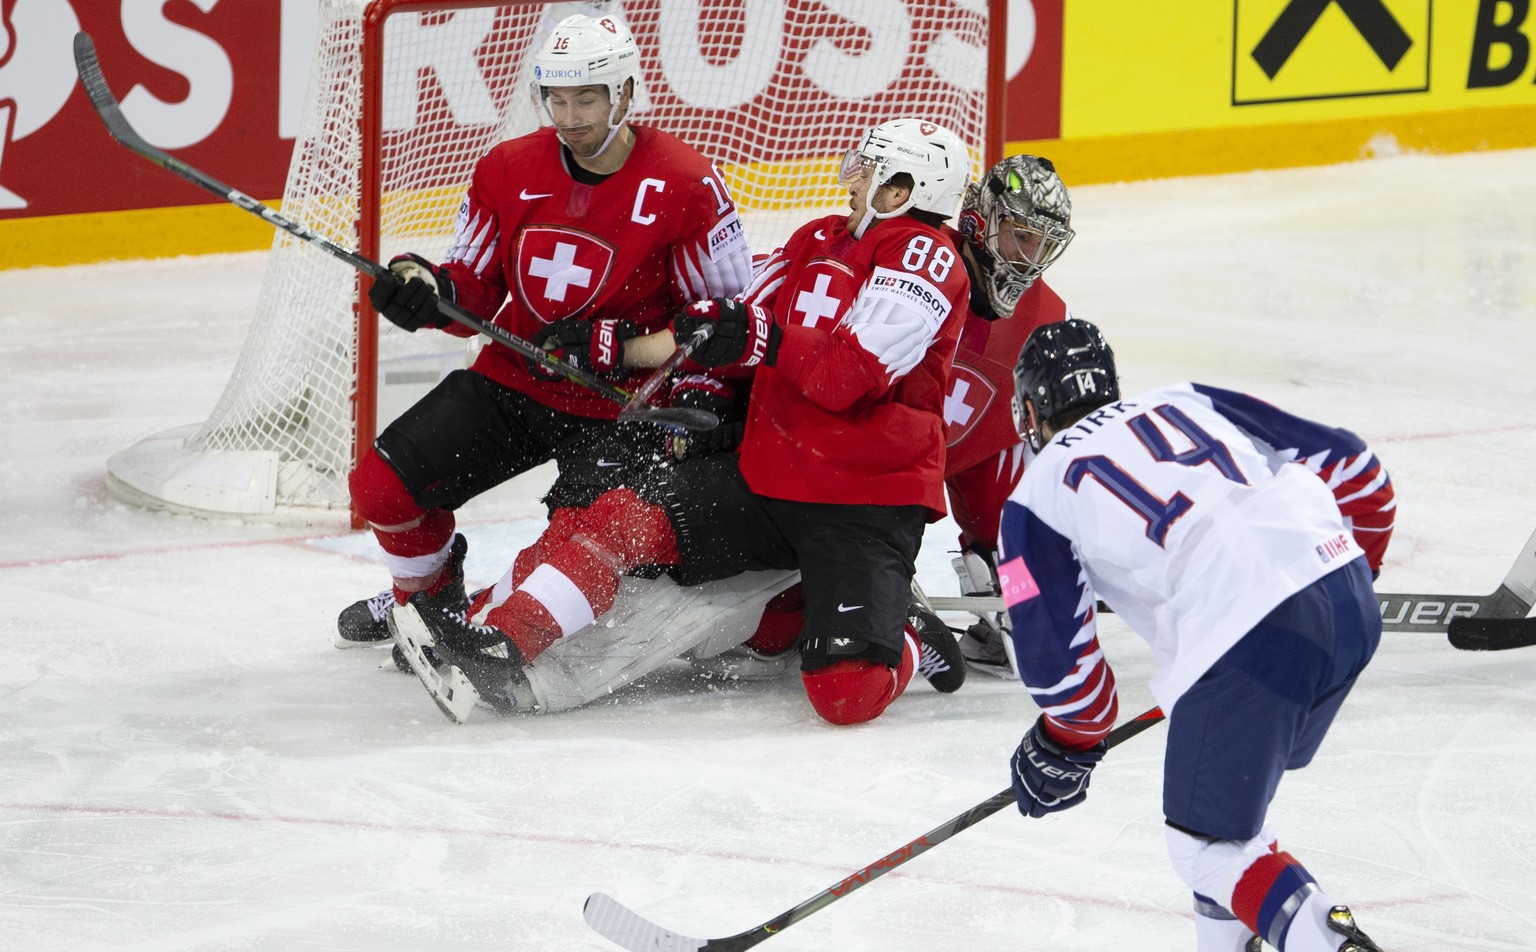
[
  {"left": 836, "top": 603, "right": 863, "bottom": 613},
  {"left": 521, "top": 189, "right": 554, "bottom": 200},
  {"left": 596, "top": 460, "right": 621, "bottom": 468}
]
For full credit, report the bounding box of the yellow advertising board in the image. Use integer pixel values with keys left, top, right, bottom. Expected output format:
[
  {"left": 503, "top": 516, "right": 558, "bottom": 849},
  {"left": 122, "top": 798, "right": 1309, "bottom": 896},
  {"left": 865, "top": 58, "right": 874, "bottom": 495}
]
[{"left": 1030, "top": 0, "right": 1536, "bottom": 182}]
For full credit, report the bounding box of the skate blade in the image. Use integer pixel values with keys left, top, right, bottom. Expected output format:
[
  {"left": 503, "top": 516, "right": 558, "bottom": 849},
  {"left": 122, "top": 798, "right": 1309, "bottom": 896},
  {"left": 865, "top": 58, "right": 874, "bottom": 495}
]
[{"left": 387, "top": 603, "right": 481, "bottom": 725}]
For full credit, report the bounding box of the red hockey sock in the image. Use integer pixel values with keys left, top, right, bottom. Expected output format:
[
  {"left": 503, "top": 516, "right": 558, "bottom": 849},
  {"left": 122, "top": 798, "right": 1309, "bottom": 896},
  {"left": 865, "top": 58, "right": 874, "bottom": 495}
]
[
  {"left": 800, "top": 627, "right": 918, "bottom": 725},
  {"left": 350, "top": 451, "right": 457, "bottom": 598},
  {"left": 511, "top": 505, "right": 586, "bottom": 588},
  {"left": 486, "top": 489, "right": 680, "bottom": 662},
  {"left": 484, "top": 590, "right": 565, "bottom": 661},
  {"left": 1230, "top": 849, "right": 1318, "bottom": 946},
  {"left": 744, "top": 583, "right": 804, "bottom": 655}
]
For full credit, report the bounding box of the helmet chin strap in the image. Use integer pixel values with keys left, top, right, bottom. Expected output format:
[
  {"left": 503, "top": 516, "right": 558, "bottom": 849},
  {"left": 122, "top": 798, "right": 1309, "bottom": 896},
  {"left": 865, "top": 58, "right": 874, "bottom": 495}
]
[
  {"left": 851, "top": 178, "right": 915, "bottom": 239},
  {"left": 544, "top": 87, "right": 629, "bottom": 162},
  {"left": 586, "top": 92, "right": 633, "bottom": 158},
  {"left": 587, "top": 119, "right": 624, "bottom": 159}
]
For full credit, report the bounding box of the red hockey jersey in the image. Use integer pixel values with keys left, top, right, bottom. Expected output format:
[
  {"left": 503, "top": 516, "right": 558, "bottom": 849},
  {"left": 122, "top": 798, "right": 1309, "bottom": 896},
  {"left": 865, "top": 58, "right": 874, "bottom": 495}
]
[
  {"left": 736, "top": 214, "right": 970, "bottom": 517},
  {"left": 943, "top": 277, "right": 1069, "bottom": 476},
  {"left": 941, "top": 276, "right": 1069, "bottom": 550},
  {"left": 438, "top": 125, "right": 752, "bottom": 418}
]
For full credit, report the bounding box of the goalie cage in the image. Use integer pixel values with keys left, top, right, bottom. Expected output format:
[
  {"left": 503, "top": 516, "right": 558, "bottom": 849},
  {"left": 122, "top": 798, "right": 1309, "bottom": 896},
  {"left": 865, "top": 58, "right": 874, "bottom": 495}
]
[{"left": 105, "top": 0, "right": 1006, "bottom": 526}]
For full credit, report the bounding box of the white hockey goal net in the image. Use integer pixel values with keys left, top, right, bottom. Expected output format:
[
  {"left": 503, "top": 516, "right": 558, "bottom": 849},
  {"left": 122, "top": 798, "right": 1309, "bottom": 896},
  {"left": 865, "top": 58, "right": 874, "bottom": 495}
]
[{"left": 106, "top": 0, "right": 1004, "bottom": 526}]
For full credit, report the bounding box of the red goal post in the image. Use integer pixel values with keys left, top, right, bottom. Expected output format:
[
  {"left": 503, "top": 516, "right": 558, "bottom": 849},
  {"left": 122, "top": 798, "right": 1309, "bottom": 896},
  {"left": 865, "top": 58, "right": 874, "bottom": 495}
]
[{"left": 105, "top": 0, "right": 1007, "bottom": 527}]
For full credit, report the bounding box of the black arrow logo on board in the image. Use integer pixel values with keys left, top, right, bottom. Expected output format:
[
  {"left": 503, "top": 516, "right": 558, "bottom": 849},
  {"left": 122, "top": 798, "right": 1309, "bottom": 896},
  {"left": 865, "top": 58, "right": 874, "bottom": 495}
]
[{"left": 1252, "top": 0, "right": 1413, "bottom": 79}]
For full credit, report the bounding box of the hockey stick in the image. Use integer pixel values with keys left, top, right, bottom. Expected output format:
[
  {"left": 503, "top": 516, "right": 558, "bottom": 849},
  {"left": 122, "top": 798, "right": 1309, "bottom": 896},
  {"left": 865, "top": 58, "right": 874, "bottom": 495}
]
[
  {"left": 924, "top": 526, "right": 1536, "bottom": 637},
  {"left": 1447, "top": 615, "right": 1536, "bottom": 651},
  {"left": 1443, "top": 528, "right": 1536, "bottom": 649},
  {"left": 72, "top": 31, "right": 716, "bottom": 434},
  {"left": 583, "top": 706, "right": 1167, "bottom": 952},
  {"left": 618, "top": 324, "right": 715, "bottom": 423}
]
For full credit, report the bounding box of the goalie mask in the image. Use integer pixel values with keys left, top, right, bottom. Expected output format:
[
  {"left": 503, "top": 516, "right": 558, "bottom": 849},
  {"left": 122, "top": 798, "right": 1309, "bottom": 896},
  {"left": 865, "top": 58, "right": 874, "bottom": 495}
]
[
  {"left": 531, "top": 13, "right": 643, "bottom": 158},
  {"left": 1012, "top": 318, "right": 1118, "bottom": 452},
  {"left": 838, "top": 118, "right": 971, "bottom": 238},
  {"left": 959, "top": 155, "right": 1074, "bottom": 319}
]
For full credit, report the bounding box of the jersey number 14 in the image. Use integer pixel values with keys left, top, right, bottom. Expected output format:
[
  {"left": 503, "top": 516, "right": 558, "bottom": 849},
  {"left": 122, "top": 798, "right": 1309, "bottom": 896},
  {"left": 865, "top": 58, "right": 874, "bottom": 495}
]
[{"left": 1063, "top": 404, "right": 1247, "bottom": 546}]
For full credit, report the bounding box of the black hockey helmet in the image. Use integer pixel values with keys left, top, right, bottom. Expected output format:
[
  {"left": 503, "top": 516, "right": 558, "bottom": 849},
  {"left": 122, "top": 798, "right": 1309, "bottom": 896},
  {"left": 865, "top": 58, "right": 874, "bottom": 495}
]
[{"left": 1012, "top": 318, "right": 1119, "bottom": 450}]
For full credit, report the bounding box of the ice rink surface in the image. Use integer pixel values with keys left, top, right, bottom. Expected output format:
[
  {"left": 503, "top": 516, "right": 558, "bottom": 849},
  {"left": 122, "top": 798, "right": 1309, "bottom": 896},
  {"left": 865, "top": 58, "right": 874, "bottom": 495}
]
[{"left": 2, "top": 148, "right": 1535, "bottom": 951}]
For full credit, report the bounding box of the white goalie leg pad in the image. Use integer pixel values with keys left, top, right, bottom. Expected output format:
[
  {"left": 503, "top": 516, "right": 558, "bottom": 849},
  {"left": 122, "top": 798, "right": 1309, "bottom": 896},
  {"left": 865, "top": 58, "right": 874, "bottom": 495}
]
[{"left": 520, "top": 570, "right": 799, "bottom": 714}]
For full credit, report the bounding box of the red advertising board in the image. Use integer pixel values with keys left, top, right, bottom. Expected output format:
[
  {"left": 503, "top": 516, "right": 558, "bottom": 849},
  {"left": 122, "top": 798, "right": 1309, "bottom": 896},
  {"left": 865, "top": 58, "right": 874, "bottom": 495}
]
[
  {"left": 1, "top": 1, "right": 290, "bottom": 218},
  {"left": 0, "top": 0, "right": 1062, "bottom": 223},
  {"left": 1004, "top": 0, "right": 1062, "bottom": 143}
]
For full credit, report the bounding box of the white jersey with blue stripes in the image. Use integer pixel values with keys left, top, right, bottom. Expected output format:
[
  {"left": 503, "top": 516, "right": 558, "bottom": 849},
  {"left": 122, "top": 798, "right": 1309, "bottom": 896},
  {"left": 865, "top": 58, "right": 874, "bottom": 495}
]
[{"left": 998, "top": 383, "right": 1371, "bottom": 729}]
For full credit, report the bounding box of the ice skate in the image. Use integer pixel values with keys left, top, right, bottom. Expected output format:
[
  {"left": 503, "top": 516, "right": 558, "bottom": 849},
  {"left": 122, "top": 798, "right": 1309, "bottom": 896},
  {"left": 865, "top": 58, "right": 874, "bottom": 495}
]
[
  {"left": 910, "top": 605, "right": 966, "bottom": 693},
  {"left": 336, "top": 534, "right": 468, "bottom": 647}
]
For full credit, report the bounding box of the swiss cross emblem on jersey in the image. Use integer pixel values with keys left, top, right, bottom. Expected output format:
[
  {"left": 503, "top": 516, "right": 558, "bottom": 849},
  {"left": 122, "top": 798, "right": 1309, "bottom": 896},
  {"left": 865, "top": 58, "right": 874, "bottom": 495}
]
[
  {"left": 514, "top": 227, "right": 616, "bottom": 322},
  {"left": 944, "top": 362, "right": 997, "bottom": 446},
  {"left": 788, "top": 259, "right": 856, "bottom": 329}
]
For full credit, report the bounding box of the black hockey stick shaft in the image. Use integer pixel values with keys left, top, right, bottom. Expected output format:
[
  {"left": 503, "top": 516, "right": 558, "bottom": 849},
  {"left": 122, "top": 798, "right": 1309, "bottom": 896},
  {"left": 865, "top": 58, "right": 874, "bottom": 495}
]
[
  {"left": 72, "top": 31, "right": 716, "bottom": 433},
  {"left": 583, "top": 706, "right": 1166, "bottom": 952}
]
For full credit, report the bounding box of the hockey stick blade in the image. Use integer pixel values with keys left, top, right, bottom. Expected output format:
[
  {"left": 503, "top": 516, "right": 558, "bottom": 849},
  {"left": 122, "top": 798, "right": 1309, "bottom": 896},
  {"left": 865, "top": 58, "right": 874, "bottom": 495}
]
[
  {"left": 1446, "top": 617, "right": 1536, "bottom": 651},
  {"left": 72, "top": 32, "right": 716, "bottom": 433},
  {"left": 584, "top": 707, "right": 1166, "bottom": 952},
  {"left": 1438, "top": 527, "right": 1536, "bottom": 648}
]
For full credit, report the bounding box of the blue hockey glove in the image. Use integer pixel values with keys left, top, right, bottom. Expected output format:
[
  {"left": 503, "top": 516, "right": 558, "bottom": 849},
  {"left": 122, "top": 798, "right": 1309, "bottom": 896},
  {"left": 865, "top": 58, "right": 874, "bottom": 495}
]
[{"left": 1011, "top": 715, "right": 1107, "bottom": 818}]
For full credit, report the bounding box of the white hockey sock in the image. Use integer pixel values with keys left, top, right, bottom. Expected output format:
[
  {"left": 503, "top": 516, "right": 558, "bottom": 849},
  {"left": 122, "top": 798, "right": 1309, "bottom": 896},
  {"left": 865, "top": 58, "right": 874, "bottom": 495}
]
[{"left": 1194, "top": 902, "right": 1259, "bottom": 952}]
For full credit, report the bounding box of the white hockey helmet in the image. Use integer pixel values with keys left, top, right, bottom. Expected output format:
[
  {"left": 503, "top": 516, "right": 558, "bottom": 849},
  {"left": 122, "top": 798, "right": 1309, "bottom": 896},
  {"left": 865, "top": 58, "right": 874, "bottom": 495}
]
[
  {"left": 839, "top": 118, "right": 971, "bottom": 233},
  {"left": 958, "top": 154, "right": 1075, "bottom": 318},
  {"left": 531, "top": 13, "right": 643, "bottom": 137}
]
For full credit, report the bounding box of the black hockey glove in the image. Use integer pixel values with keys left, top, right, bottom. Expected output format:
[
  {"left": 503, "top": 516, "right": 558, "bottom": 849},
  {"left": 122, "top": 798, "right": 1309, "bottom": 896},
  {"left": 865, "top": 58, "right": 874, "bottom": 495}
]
[
  {"left": 368, "top": 253, "right": 454, "bottom": 332},
  {"left": 1010, "top": 715, "right": 1107, "bottom": 818},
  {"left": 535, "top": 318, "right": 639, "bottom": 374},
  {"left": 667, "top": 374, "right": 745, "bottom": 460},
  {"left": 674, "top": 299, "right": 780, "bottom": 369}
]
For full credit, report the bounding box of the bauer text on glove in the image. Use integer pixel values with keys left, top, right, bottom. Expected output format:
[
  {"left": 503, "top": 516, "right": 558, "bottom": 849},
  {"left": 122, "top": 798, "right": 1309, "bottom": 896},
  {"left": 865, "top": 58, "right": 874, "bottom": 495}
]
[
  {"left": 1010, "top": 715, "right": 1107, "bottom": 818},
  {"left": 673, "top": 299, "right": 780, "bottom": 369},
  {"left": 535, "top": 318, "right": 638, "bottom": 374}
]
